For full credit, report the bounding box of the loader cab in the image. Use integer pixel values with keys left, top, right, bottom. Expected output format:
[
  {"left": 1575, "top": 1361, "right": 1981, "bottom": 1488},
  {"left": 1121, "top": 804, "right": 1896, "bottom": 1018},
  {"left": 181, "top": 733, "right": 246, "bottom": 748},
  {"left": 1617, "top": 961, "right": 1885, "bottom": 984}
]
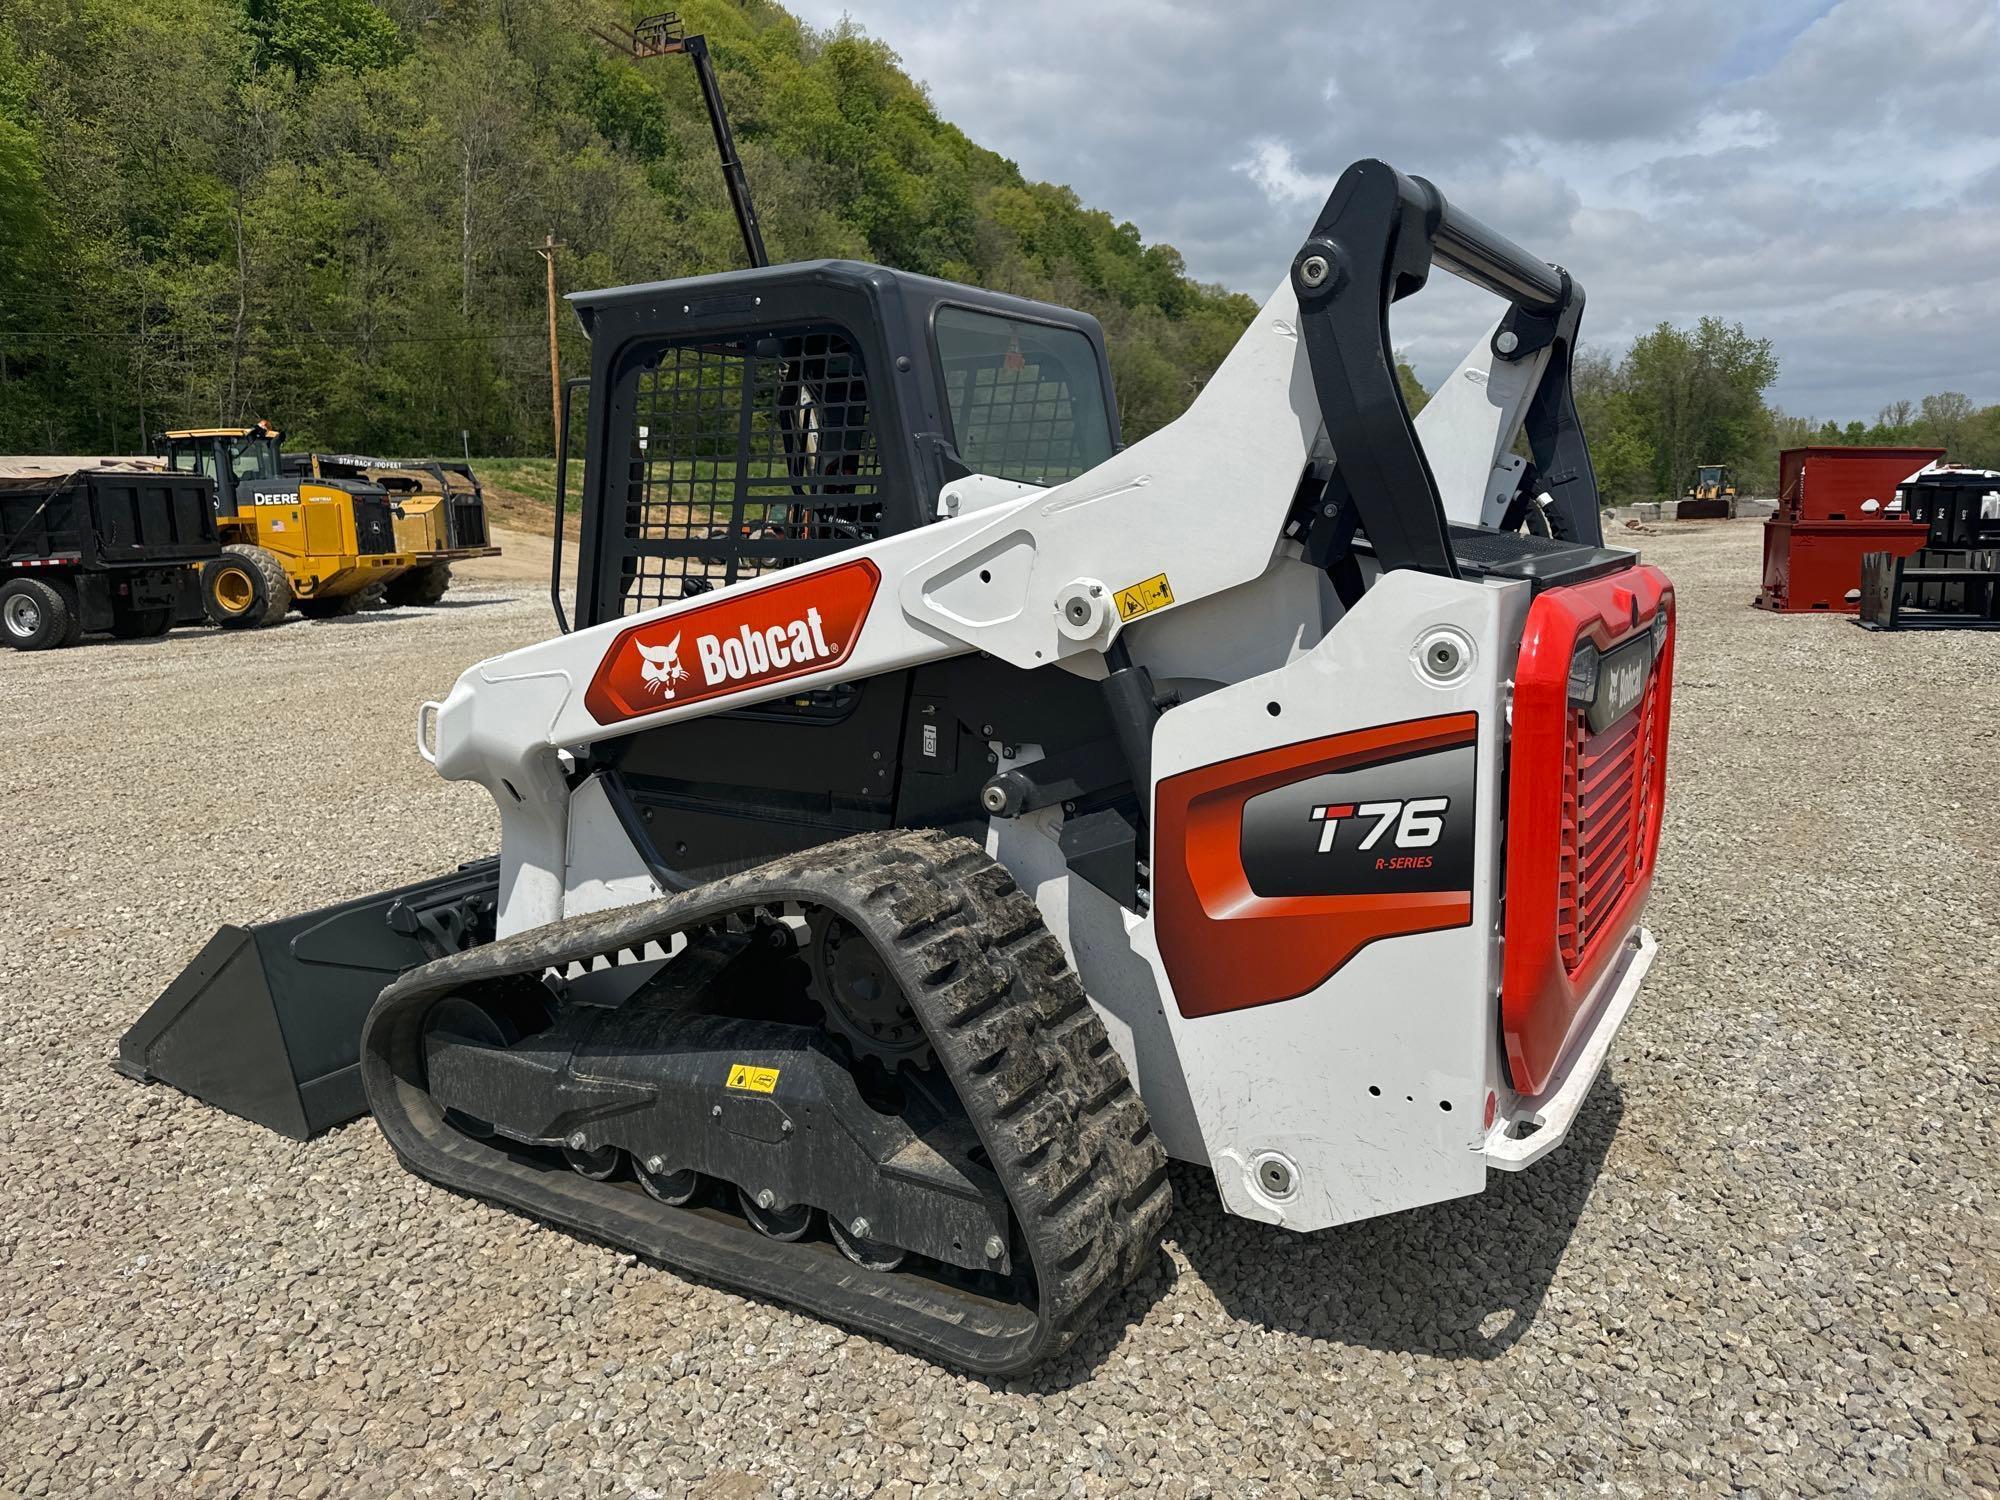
[
  {"left": 158, "top": 426, "right": 284, "bottom": 517},
  {"left": 566, "top": 261, "right": 1119, "bottom": 630},
  {"left": 1688, "top": 464, "right": 1735, "bottom": 501}
]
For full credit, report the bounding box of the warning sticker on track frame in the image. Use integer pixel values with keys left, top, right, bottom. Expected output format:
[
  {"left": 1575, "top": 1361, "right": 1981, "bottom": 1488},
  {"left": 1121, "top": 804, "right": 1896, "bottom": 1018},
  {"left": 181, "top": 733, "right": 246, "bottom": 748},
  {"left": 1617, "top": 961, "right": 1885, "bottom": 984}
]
[
  {"left": 1115, "top": 573, "right": 1175, "bottom": 621},
  {"left": 725, "top": 1063, "right": 781, "bottom": 1094}
]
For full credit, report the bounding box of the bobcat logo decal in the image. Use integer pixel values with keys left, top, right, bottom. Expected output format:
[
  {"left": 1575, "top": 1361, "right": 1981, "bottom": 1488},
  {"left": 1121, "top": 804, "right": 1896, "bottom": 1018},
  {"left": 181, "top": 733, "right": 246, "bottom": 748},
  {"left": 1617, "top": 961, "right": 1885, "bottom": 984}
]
[
  {"left": 635, "top": 633, "right": 689, "bottom": 698},
  {"left": 584, "top": 559, "right": 881, "bottom": 725}
]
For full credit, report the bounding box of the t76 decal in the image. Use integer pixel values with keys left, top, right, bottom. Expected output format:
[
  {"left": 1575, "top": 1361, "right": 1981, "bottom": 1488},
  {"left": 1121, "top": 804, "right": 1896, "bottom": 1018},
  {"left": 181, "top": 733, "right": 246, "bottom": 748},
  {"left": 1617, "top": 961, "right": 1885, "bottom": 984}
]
[
  {"left": 583, "top": 559, "right": 880, "bottom": 724},
  {"left": 1155, "top": 713, "right": 1479, "bottom": 1019},
  {"left": 1239, "top": 744, "right": 1476, "bottom": 898}
]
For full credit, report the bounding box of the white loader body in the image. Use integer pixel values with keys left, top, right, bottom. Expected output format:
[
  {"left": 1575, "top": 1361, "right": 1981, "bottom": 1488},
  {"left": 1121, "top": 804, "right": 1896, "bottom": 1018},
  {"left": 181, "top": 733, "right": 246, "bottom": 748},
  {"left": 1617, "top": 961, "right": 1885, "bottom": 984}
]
[{"left": 421, "top": 274, "right": 1669, "bottom": 1233}]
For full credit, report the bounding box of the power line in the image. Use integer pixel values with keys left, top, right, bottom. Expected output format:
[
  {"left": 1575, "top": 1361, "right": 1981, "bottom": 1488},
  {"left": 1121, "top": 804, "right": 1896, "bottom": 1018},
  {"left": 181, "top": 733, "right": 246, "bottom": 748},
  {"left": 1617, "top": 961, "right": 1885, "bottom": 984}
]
[{"left": 0, "top": 326, "right": 547, "bottom": 346}]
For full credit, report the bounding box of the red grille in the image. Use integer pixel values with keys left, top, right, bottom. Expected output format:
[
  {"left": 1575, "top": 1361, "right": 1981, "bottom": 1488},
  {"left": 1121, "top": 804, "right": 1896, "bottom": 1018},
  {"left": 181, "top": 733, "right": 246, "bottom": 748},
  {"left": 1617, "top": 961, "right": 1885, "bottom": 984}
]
[
  {"left": 1501, "top": 565, "right": 1675, "bottom": 1095},
  {"left": 1557, "top": 663, "right": 1662, "bottom": 971}
]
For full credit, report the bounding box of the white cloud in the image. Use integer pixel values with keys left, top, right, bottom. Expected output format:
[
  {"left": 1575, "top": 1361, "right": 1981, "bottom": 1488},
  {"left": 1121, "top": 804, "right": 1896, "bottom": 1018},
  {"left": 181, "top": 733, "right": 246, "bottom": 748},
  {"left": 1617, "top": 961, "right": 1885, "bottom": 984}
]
[
  {"left": 786, "top": 0, "right": 2000, "bottom": 419},
  {"left": 1237, "top": 140, "right": 1335, "bottom": 208}
]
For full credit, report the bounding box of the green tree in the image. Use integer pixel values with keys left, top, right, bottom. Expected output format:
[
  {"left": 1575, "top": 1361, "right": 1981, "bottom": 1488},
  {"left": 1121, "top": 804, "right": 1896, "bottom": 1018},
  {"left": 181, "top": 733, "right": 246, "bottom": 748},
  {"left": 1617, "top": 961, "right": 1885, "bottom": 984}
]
[
  {"left": 1876, "top": 398, "right": 1915, "bottom": 436},
  {"left": 0, "top": 0, "right": 1258, "bottom": 454},
  {"left": 245, "top": 0, "right": 403, "bottom": 81},
  {"left": 1396, "top": 357, "right": 1428, "bottom": 416},
  {"left": 1622, "top": 317, "right": 1778, "bottom": 498},
  {"left": 1570, "top": 346, "right": 1655, "bottom": 504},
  {"left": 1956, "top": 404, "right": 2000, "bottom": 469},
  {"left": 0, "top": 115, "right": 42, "bottom": 298},
  {"left": 1917, "top": 391, "right": 1975, "bottom": 454}
]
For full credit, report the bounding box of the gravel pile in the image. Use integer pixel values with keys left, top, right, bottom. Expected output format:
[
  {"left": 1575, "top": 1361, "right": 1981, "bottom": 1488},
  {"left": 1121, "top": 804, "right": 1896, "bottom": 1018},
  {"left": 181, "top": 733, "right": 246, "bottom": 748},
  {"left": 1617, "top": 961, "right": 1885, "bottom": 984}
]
[{"left": 3, "top": 525, "right": 1995, "bottom": 1498}]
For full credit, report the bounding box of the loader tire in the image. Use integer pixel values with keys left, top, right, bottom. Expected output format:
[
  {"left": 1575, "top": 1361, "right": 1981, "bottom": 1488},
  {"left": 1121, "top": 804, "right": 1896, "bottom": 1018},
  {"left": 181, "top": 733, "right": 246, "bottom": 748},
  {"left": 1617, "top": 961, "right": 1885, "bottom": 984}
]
[
  {"left": 205, "top": 545, "right": 291, "bottom": 629},
  {"left": 1, "top": 576, "right": 78, "bottom": 651},
  {"left": 297, "top": 590, "right": 365, "bottom": 619},
  {"left": 384, "top": 561, "right": 451, "bottom": 608},
  {"left": 110, "top": 603, "right": 174, "bottom": 639}
]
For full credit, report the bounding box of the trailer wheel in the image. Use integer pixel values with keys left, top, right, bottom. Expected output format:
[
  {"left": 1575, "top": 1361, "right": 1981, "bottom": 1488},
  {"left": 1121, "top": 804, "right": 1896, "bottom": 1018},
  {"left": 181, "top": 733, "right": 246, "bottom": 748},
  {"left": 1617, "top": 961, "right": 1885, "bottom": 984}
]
[
  {"left": 111, "top": 603, "right": 175, "bottom": 639},
  {"left": 384, "top": 561, "right": 452, "bottom": 607},
  {"left": 1, "top": 577, "right": 78, "bottom": 651},
  {"left": 205, "top": 545, "right": 292, "bottom": 629}
]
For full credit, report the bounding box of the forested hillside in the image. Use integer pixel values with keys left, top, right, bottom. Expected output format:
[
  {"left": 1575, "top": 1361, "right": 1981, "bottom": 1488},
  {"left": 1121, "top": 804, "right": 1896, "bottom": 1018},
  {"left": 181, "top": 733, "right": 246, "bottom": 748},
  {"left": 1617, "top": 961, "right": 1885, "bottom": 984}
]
[
  {"left": 5, "top": 0, "right": 1994, "bottom": 492},
  {"left": 0, "top": 0, "right": 1257, "bottom": 454}
]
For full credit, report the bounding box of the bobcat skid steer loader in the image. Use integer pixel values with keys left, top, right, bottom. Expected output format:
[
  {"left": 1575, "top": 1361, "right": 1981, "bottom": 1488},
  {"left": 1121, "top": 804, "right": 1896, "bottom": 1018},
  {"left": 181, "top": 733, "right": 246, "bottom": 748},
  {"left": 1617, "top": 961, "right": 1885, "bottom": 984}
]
[{"left": 121, "top": 160, "right": 1675, "bottom": 1375}]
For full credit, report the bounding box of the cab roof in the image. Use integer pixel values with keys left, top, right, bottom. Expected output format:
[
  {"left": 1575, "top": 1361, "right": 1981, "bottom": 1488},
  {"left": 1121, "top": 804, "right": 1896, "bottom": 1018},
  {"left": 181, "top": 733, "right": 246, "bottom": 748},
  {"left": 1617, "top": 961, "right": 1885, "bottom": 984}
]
[{"left": 566, "top": 259, "right": 1104, "bottom": 345}]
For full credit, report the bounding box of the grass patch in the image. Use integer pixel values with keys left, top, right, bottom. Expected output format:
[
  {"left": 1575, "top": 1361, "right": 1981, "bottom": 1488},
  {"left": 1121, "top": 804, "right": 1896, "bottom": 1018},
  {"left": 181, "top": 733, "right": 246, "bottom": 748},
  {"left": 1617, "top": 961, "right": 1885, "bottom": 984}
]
[
  {"left": 466, "top": 457, "right": 583, "bottom": 538},
  {"left": 473, "top": 458, "right": 583, "bottom": 513}
]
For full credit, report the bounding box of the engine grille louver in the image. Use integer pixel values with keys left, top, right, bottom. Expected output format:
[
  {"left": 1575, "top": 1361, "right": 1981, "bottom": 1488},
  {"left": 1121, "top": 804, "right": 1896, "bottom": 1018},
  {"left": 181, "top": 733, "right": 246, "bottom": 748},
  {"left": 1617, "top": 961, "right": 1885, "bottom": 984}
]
[{"left": 1557, "top": 666, "right": 1661, "bottom": 972}]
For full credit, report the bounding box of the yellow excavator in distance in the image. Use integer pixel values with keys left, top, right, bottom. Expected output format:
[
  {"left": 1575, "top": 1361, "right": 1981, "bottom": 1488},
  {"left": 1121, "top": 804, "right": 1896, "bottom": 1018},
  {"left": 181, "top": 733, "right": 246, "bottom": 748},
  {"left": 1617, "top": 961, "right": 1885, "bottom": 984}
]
[{"left": 159, "top": 425, "right": 415, "bottom": 625}]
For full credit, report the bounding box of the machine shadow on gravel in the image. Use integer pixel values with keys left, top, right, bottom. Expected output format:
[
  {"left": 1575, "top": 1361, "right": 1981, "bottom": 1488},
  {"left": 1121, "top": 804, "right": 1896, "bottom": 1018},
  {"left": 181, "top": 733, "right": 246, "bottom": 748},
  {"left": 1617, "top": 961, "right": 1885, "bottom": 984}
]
[
  {"left": 286, "top": 602, "right": 510, "bottom": 629},
  {"left": 1175, "top": 1075, "right": 1626, "bottom": 1360},
  {"left": 378, "top": 595, "right": 513, "bottom": 611}
]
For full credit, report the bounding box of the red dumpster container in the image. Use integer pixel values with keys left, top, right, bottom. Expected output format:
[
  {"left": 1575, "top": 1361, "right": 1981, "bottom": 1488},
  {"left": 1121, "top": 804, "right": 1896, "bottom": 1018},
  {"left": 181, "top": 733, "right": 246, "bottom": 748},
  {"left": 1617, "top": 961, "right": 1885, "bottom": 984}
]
[
  {"left": 1778, "top": 446, "right": 1943, "bottom": 523},
  {"left": 1754, "top": 519, "right": 1929, "bottom": 613}
]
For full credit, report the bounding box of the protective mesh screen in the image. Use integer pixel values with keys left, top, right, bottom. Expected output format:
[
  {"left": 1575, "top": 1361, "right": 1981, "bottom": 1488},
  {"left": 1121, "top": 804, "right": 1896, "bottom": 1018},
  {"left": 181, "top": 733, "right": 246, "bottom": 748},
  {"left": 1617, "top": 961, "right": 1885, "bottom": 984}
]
[{"left": 616, "top": 326, "right": 881, "bottom": 615}]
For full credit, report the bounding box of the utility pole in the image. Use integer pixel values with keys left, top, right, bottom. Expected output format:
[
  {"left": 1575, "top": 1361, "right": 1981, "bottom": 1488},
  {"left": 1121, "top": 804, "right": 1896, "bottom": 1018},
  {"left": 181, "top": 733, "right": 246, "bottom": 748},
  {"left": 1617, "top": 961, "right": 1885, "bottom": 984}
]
[{"left": 537, "top": 231, "right": 563, "bottom": 458}]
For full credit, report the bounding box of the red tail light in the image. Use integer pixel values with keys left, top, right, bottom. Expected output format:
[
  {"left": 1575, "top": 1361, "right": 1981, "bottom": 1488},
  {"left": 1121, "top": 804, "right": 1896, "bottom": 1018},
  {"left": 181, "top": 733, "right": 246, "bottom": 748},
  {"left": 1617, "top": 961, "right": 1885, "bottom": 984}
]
[{"left": 1502, "top": 567, "right": 1674, "bottom": 1094}]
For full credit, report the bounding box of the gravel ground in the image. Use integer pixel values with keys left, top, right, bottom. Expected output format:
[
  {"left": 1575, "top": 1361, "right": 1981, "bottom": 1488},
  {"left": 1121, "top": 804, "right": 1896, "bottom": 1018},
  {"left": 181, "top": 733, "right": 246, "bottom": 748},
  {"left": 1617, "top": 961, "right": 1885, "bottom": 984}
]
[{"left": 3, "top": 521, "right": 1996, "bottom": 1499}]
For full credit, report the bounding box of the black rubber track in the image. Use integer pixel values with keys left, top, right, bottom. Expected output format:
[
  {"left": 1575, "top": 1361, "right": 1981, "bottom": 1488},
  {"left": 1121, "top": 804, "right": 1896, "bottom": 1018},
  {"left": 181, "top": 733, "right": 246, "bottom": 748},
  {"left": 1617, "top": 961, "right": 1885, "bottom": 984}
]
[{"left": 360, "top": 829, "right": 1172, "bottom": 1376}]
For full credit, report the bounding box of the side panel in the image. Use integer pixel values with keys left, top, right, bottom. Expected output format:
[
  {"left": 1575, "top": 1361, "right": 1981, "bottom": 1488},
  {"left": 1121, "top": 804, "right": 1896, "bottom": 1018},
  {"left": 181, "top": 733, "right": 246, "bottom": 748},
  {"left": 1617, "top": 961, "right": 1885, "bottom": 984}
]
[
  {"left": 1412, "top": 320, "right": 1551, "bottom": 527},
  {"left": 1133, "top": 569, "right": 1529, "bottom": 1230},
  {"left": 302, "top": 492, "right": 349, "bottom": 558}
]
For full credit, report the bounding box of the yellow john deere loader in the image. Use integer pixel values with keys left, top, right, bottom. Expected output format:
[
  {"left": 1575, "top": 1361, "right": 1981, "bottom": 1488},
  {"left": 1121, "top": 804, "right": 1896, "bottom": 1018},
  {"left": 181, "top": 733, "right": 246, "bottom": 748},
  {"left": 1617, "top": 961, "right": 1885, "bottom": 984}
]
[
  {"left": 158, "top": 425, "right": 415, "bottom": 624},
  {"left": 286, "top": 452, "right": 501, "bottom": 605},
  {"left": 1677, "top": 463, "right": 1737, "bottom": 521}
]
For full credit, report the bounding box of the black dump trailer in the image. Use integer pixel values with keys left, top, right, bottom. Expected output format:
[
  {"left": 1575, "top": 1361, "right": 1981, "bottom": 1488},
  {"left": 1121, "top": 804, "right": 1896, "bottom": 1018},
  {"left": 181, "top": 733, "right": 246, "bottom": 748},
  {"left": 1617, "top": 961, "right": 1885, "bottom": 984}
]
[
  {"left": 0, "top": 462, "right": 220, "bottom": 650},
  {"left": 1859, "top": 468, "right": 2000, "bottom": 631}
]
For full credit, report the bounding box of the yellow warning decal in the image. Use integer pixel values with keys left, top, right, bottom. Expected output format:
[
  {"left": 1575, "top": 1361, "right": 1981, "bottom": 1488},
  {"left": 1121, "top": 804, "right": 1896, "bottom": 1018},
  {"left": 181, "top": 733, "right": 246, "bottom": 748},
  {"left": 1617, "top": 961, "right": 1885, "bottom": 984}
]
[
  {"left": 725, "top": 1063, "right": 780, "bottom": 1094},
  {"left": 1115, "top": 573, "right": 1175, "bottom": 622}
]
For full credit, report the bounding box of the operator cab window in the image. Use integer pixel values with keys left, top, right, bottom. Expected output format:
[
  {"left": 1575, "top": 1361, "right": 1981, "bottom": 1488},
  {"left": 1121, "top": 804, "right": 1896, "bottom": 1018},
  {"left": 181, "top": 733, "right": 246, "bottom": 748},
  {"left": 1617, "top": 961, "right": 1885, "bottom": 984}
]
[
  {"left": 231, "top": 438, "right": 279, "bottom": 482},
  {"left": 166, "top": 445, "right": 215, "bottom": 480},
  {"left": 934, "top": 307, "right": 1114, "bottom": 487}
]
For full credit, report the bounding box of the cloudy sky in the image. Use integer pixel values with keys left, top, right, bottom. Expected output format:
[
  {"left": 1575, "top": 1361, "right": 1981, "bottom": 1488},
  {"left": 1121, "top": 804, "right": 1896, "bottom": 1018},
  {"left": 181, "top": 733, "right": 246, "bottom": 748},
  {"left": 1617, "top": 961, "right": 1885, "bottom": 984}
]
[{"left": 785, "top": 0, "right": 2000, "bottom": 421}]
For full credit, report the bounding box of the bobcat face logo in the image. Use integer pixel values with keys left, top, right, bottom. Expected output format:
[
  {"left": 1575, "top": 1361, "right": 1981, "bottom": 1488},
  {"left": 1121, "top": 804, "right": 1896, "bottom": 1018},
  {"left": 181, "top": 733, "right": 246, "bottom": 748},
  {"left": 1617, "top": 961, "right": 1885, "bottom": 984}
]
[{"left": 635, "top": 633, "right": 689, "bottom": 698}]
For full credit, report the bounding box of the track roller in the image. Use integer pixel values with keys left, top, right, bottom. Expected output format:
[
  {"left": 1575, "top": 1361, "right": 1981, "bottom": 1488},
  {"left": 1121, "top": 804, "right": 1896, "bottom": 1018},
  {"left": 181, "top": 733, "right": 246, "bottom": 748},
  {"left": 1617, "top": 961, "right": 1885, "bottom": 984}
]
[
  {"left": 831, "top": 1215, "right": 906, "bottom": 1272},
  {"left": 635, "top": 1157, "right": 702, "bottom": 1206},
  {"left": 739, "top": 1188, "right": 814, "bottom": 1241},
  {"left": 563, "top": 1142, "right": 622, "bottom": 1180}
]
